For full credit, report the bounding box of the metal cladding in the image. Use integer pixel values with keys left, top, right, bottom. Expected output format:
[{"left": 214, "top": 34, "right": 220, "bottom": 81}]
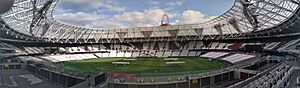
[
  {"left": 214, "top": 24, "right": 224, "bottom": 35},
  {"left": 194, "top": 28, "right": 204, "bottom": 36},
  {"left": 116, "top": 32, "right": 128, "bottom": 42},
  {"left": 168, "top": 29, "right": 180, "bottom": 40},
  {"left": 29, "top": 0, "right": 54, "bottom": 36},
  {"left": 141, "top": 31, "right": 153, "bottom": 40},
  {"left": 240, "top": 0, "right": 259, "bottom": 31},
  {"left": 41, "top": 22, "right": 51, "bottom": 36},
  {"left": 0, "top": 0, "right": 299, "bottom": 43},
  {"left": 229, "top": 18, "right": 242, "bottom": 33}
]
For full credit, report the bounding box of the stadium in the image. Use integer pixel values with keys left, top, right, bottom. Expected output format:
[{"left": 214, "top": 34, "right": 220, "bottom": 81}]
[{"left": 0, "top": 0, "right": 300, "bottom": 88}]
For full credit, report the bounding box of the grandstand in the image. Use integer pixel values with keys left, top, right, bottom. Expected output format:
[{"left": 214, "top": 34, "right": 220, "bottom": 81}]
[{"left": 0, "top": 0, "right": 300, "bottom": 88}]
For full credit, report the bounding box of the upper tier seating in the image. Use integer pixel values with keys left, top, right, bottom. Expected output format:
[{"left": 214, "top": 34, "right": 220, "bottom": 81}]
[
  {"left": 209, "top": 42, "right": 219, "bottom": 49},
  {"left": 200, "top": 52, "right": 230, "bottom": 59},
  {"left": 216, "top": 43, "right": 226, "bottom": 49},
  {"left": 221, "top": 54, "right": 255, "bottom": 63},
  {"left": 68, "top": 47, "right": 85, "bottom": 53},
  {"left": 195, "top": 41, "right": 204, "bottom": 49},
  {"left": 180, "top": 50, "right": 189, "bottom": 56},
  {"left": 24, "top": 47, "right": 45, "bottom": 54},
  {"left": 264, "top": 42, "right": 281, "bottom": 50},
  {"left": 188, "top": 51, "right": 197, "bottom": 56},
  {"left": 277, "top": 38, "right": 300, "bottom": 50}
]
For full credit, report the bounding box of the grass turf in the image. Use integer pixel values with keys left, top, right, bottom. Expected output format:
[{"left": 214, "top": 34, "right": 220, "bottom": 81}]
[{"left": 55, "top": 58, "right": 229, "bottom": 76}]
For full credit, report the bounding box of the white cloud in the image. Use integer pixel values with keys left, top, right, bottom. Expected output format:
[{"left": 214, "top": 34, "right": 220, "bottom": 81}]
[
  {"left": 58, "top": 0, "right": 126, "bottom": 12},
  {"left": 164, "top": 0, "right": 186, "bottom": 11},
  {"left": 112, "top": 8, "right": 177, "bottom": 27},
  {"left": 54, "top": 8, "right": 216, "bottom": 28},
  {"left": 53, "top": 11, "right": 124, "bottom": 28},
  {"left": 166, "top": 0, "right": 185, "bottom": 7},
  {"left": 176, "top": 10, "right": 217, "bottom": 24}
]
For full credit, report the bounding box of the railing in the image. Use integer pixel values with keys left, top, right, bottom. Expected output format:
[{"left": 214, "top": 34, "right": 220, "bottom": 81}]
[
  {"left": 107, "top": 63, "right": 253, "bottom": 84},
  {"left": 227, "top": 62, "right": 286, "bottom": 88}
]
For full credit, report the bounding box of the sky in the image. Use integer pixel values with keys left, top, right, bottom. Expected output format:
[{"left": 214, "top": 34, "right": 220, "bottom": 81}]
[{"left": 53, "top": 0, "right": 234, "bottom": 28}]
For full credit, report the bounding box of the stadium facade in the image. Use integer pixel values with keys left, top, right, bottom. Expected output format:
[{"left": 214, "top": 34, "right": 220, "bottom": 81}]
[{"left": 0, "top": 0, "right": 300, "bottom": 88}]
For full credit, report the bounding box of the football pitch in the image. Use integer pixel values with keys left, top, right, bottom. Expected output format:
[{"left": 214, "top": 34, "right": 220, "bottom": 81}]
[{"left": 56, "top": 58, "right": 230, "bottom": 76}]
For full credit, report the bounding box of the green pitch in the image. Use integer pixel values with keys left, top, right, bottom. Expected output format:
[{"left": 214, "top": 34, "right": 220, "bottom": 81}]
[{"left": 56, "top": 58, "right": 229, "bottom": 76}]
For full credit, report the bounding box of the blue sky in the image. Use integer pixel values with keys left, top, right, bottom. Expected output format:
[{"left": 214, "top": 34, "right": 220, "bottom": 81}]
[{"left": 53, "top": 0, "right": 234, "bottom": 28}]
